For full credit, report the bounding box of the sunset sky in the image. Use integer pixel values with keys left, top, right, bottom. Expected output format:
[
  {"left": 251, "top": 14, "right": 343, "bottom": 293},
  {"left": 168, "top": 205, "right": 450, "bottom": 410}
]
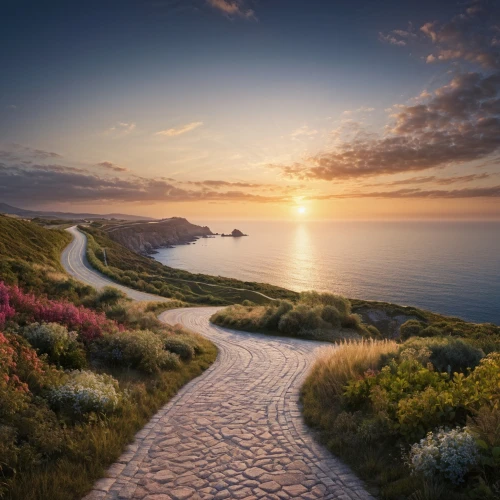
[{"left": 1, "top": 0, "right": 500, "bottom": 220}]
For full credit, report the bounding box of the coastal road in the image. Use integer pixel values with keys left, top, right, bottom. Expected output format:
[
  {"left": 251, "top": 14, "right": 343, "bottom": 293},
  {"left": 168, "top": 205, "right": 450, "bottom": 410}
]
[
  {"left": 61, "top": 226, "right": 169, "bottom": 302},
  {"left": 63, "top": 226, "right": 372, "bottom": 499}
]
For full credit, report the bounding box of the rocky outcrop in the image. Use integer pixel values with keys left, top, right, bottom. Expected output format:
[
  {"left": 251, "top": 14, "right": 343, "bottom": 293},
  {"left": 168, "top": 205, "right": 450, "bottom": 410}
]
[
  {"left": 105, "top": 217, "right": 213, "bottom": 254},
  {"left": 221, "top": 229, "right": 247, "bottom": 237}
]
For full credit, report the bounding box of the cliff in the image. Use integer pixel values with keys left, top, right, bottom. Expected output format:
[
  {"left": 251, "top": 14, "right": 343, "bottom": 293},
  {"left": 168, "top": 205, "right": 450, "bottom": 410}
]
[{"left": 104, "top": 217, "right": 213, "bottom": 254}]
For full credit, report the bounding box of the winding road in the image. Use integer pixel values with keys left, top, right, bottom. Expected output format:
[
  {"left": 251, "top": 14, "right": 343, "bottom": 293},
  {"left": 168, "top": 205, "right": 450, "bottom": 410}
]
[
  {"left": 62, "top": 226, "right": 169, "bottom": 302},
  {"left": 61, "top": 228, "right": 373, "bottom": 500}
]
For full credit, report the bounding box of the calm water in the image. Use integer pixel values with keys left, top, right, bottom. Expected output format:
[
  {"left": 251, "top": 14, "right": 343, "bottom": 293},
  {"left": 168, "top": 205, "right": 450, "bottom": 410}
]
[{"left": 153, "top": 221, "right": 500, "bottom": 325}]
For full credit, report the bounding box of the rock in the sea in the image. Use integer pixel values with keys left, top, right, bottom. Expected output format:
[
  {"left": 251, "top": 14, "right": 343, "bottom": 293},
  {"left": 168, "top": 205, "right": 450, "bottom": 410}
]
[{"left": 221, "top": 229, "right": 247, "bottom": 237}]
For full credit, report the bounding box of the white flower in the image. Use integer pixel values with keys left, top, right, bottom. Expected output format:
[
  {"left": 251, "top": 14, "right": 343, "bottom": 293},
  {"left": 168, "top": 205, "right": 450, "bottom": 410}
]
[
  {"left": 49, "top": 370, "right": 122, "bottom": 416},
  {"left": 409, "top": 427, "right": 479, "bottom": 484}
]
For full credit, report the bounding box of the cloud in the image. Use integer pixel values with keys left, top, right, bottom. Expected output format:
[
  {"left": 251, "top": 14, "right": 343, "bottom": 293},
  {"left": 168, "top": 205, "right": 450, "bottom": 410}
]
[
  {"left": 155, "top": 121, "right": 203, "bottom": 137},
  {"left": 380, "top": 1, "right": 500, "bottom": 68},
  {"left": 0, "top": 162, "right": 290, "bottom": 205},
  {"left": 311, "top": 185, "right": 500, "bottom": 200},
  {"left": 364, "top": 173, "right": 492, "bottom": 188},
  {"left": 342, "top": 107, "right": 375, "bottom": 116},
  {"left": 379, "top": 23, "right": 417, "bottom": 46},
  {"left": 378, "top": 32, "right": 407, "bottom": 46},
  {"left": 290, "top": 125, "right": 318, "bottom": 139},
  {"left": 97, "top": 161, "right": 129, "bottom": 172},
  {"left": 6, "top": 104, "right": 16, "bottom": 110},
  {"left": 206, "top": 0, "right": 256, "bottom": 20},
  {"left": 105, "top": 122, "right": 136, "bottom": 136},
  {"left": 276, "top": 71, "right": 500, "bottom": 181},
  {"left": 3, "top": 144, "right": 62, "bottom": 160}
]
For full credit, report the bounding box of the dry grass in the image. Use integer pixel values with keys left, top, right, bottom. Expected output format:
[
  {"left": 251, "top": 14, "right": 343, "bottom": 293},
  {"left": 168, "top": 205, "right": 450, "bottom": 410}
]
[{"left": 305, "top": 339, "right": 398, "bottom": 402}]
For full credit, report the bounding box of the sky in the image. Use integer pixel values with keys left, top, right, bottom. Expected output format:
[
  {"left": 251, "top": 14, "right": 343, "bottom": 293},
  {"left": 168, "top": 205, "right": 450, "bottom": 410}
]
[{"left": 1, "top": 0, "right": 500, "bottom": 220}]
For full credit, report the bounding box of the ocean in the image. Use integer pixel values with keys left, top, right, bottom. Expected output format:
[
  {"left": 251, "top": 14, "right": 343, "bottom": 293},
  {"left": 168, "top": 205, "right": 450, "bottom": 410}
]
[{"left": 153, "top": 221, "right": 500, "bottom": 325}]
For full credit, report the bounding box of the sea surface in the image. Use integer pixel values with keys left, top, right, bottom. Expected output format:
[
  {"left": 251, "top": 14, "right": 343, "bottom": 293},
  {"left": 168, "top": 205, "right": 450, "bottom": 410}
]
[{"left": 153, "top": 221, "right": 500, "bottom": 325}]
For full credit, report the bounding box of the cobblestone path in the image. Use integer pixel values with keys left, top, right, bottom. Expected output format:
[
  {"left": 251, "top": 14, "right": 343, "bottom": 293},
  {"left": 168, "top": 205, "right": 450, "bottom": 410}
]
[{"left": 84, "top": 308, "right": 373, "bottom": 500}]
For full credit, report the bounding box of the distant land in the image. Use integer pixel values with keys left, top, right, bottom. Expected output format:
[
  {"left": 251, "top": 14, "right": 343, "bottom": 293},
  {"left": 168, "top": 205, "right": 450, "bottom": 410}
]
[
  {"left": 0, "top": 202, "right": 155, "bottom": 221},
  {"left": 103, "top": 217, "right": 213, "bottom": 254}
]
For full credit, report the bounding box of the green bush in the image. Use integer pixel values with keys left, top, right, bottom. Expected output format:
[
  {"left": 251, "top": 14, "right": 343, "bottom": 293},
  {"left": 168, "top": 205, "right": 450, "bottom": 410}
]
[
  {"left": 94, "top": 330, "right": 181, "bottom": 373},
  {"left": 212, "top": 292, "right": 363, "bottom": 341},
  {"left": 429, "top": 338, "right": 484, "bottom": 374},
  {"left": 420, "top": 325, "right": 444, "bottom": 337},
  {"left": 400, "top": 319, "right": 425, "bottom": 340},
  {"left": 162, "top": 336, "right": 195, "bottom": 361},
  {"left": 20, "top": 322, "right": 86, "bottom": 369}
]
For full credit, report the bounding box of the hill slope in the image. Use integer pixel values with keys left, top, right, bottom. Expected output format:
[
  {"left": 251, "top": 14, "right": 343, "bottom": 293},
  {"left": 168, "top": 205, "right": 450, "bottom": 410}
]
[{"left": 0, "top": 202, "right": 154, "bottom": 221}]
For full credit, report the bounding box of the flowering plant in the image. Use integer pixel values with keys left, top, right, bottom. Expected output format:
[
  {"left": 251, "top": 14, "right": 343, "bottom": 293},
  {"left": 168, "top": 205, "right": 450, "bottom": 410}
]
[
  {"left": 409, "top": 427, "right": 479, "bottom": 484},
  {"left": 0, "top": 281, "right": 119, "bottom": 342},
  {"left": 49, "top": 370, "right": 122, "bottom": 417}
]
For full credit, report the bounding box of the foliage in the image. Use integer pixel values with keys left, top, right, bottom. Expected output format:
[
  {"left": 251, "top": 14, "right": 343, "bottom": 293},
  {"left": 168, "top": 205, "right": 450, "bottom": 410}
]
[
  {"left": 409, "top": 427, "right": 479, "bottom": 485},
  {"left": 93, "top": 330, "right": 181, "bottom": 373},
  {"left": 302, "top": 334, "right": 500, "bottom": 498},
  {"left": 0, "top": 281, "right": 119, "bottom": 342},
  {"left": 161, "top": 336, "right": 196, "bottom": 361},
  {"left": 211, "top": 291, "right": 366, "bottom": 341},
  {"left": 400, "top": 320, "right": 425, "bottom": 340},
  {"left": 20, "top": 322, "right": 86, "bottom": 369},
  {"left": 48, "top": 370, "right": 122, "bottom": 418}
]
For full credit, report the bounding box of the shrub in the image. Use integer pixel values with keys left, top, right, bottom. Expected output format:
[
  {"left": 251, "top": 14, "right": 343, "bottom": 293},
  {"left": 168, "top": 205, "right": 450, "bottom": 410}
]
[
  {"left": 400, "top": 320, "right": 425, "bottom": 340},
  {"left": 409, "top": 427, "right": 479, "bottom": 485},
  {"left": 162, "top": 336, "right": 195, "bottom": 361},
  {"left": 400, "top": 337, "right": 484, "bottom": 374},
  {"left": 429, "top": 339, "right": 484, "bottom": 374},
  {"left": 94, "top": 330, "right": 181, "bottom": 373},
  {"left": 0, "top": 281, "right": 118, "bottom": 342},
  {"left": 20, "top": 322, "right": 86, "bottom": 369},
  {"left": 212, "top": 292, "right": 362, "bottom": 340},
  {"left": 419, "top": 326, "right": 445, "bottom": 337},
  {"left": 48, "top": 370, "right": 122, "bottom": 418}
]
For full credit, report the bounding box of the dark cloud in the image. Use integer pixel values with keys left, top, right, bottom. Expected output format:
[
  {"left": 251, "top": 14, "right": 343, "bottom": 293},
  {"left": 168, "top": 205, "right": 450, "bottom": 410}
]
[
  {"left": 364, "top": 173, "right": 492, "bottom": 188},
  {"left": 97, "top": 161, "right": 129, "bottom": 172},
  {"left": 0, "top": 163, "right": 289, "bottom": 204},
  {"left": 277, "top": 71, "right": 500, "bottom": 181},
  {"left": 10, "top": 144, "right": 62, "bottom": 159},
  {"left": 380, "top": 1, "right": 500, "bottom": 68},
  {"left": 311, "top": 185, "right": 500, "bottom": 200}
]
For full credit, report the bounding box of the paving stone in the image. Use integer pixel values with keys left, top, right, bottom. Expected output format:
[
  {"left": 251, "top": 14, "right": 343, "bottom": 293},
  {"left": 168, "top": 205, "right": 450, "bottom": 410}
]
[{"left": 81, "top": 308, "right": 374, "bottom": 500}]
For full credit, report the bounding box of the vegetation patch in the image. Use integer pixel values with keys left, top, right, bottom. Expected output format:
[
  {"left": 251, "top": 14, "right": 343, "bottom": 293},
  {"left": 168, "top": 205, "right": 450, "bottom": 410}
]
[
  {"left": 0, "top": 218, "right": 217, "bottom": 500},
  {"left": 301, "top": 336, "right": 500, "bottom": 499},
  {"left": 211, "top": 291, "right": 369, "bottom": 341}
]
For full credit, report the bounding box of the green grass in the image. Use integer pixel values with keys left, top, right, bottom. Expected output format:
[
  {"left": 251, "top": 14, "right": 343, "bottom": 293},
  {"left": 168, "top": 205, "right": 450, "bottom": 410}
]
[
  {"left": 5, "top": 339, "right": 217, "bottom": 500},
  {"left": 82, "top": 226, "right": 298, "bottom": 305},
  {"left": 0, "top": 215, "right": 71, "bottom": 268}
]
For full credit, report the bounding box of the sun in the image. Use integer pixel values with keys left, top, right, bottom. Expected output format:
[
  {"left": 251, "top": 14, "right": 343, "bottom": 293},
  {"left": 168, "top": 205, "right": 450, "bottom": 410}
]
[{"left": 297, "top": 206, "right": 306, "bottom": 214}]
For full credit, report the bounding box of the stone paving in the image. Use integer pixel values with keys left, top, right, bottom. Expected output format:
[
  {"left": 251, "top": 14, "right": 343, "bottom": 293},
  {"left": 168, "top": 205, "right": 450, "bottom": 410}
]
[{"left": 83, "top": 308, "right": 374, "bottom": 500}]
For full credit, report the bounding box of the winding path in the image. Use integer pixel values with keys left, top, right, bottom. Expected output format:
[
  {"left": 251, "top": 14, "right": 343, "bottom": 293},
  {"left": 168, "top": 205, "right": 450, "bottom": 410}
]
[
  {"left": 62, "top": 228, "right": 373, "bottom": 500},
  {"left": 62, "top": 226, "right": 169, "bottom": 302}
]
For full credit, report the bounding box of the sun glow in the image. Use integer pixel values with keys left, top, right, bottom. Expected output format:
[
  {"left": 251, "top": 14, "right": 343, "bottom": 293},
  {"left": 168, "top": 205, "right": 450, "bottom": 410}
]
[{"left": 297, "top": 206, "right": 306, "bottom": 214}]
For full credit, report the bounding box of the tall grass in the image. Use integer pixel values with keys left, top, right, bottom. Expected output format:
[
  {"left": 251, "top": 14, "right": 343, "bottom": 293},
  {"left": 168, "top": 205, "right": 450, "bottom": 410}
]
[{"left": 304, "top": 339, "right": 398, "bottom": 402}]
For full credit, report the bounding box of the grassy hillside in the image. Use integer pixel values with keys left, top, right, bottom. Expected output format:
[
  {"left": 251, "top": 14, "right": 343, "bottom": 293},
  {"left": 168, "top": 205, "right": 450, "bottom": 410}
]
[
  {"left": 82, "top": 225, "right": 299, "bottom": 305},
  {"left": 0, "top": 214, "right": 71, "bottom": 267},
  {"left": 0, "top": 216, "right": 218, "bottom": 500}
]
